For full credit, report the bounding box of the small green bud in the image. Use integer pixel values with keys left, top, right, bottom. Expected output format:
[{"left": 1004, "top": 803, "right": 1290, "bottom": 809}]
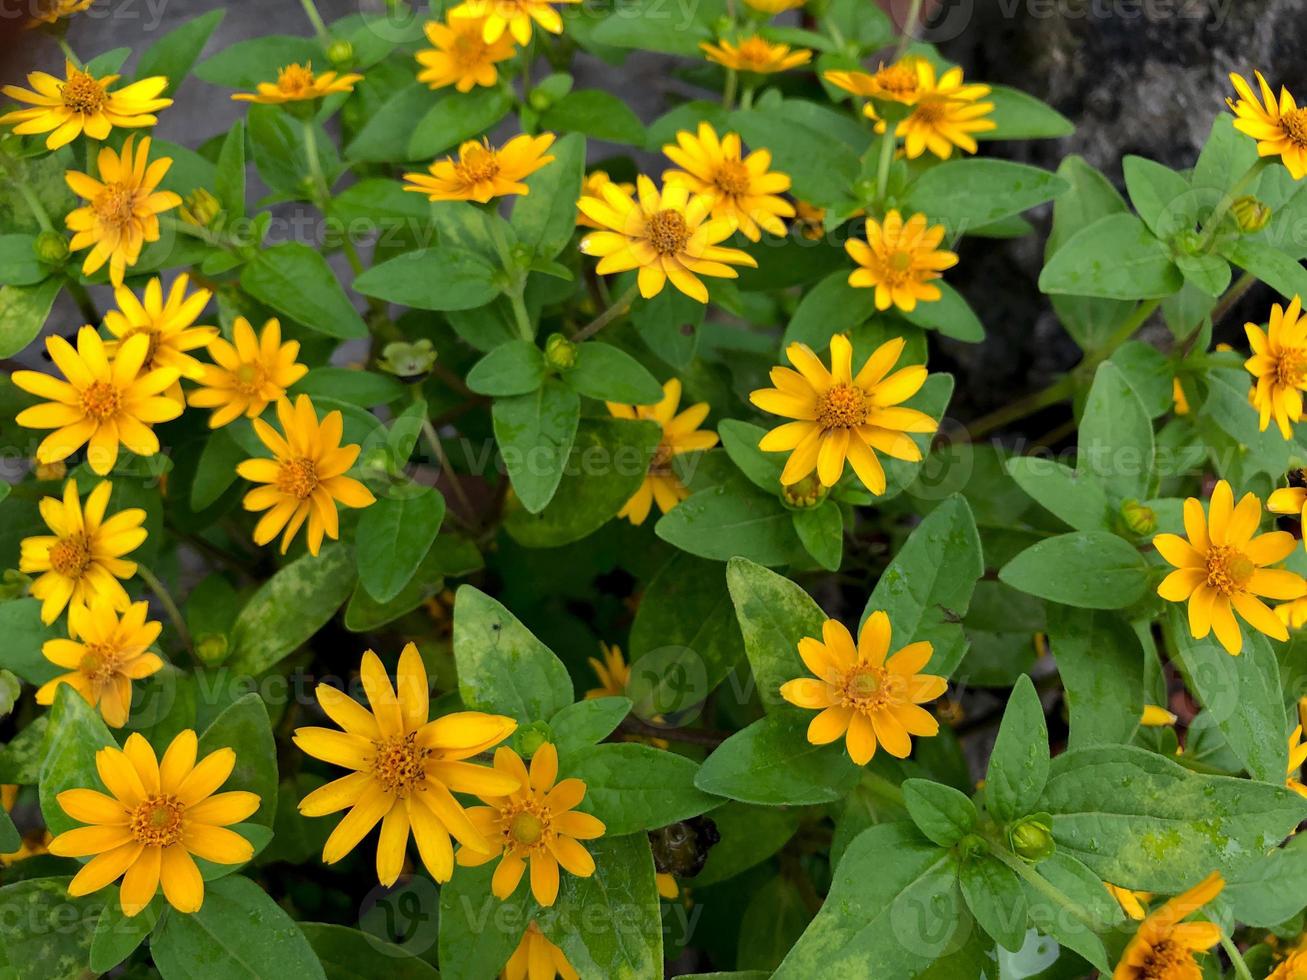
[
  {"left": 34, "top": 230, "right": 69, "bottom": 264},
  {"left": 544, "top": 332, "right": 578, "bottom": 371},
  {"left": 1172, "top": 228, "right": 1203, "bottom": 255},
  {"left": 853, "top": 178, "right": 878, "bottom": 204},
  {"left": 1121, "top": 498, "right": 1157, "bottom": 537},
  {"left": 781, "top": 473, "right": 829, "bottom": 509},
  {"left": 514, "top": 722, "right": 552, "bottom": 758},
  {"left": 0, "top": 569, "right": 30, "bottom": 602},
  {"left": 195, "top": 633, "right": 229, "bottom": 666},
  {"left": 326, "top": 39, "right": 355, "bottom": 68},
  {"left": 957, "top": 833, "right": 987, "bottom": 860},
  {"left": 1008, "top": 813, "right": 1055, "bottom": 863},
  {"left": 179, "top": 187, "right": 221, "bottom": 229},
  {"left": 711, "top": 15, "right": 733, "bottom": 35},
  {"left": 376, "top": 339, "right": 438, "bottom": 382},
  {"left": 528, "top": 88, "right": 554, "bottom": 112},
  {"left": 1231, "top": 196, "right": 1272, "bottom": 233}
]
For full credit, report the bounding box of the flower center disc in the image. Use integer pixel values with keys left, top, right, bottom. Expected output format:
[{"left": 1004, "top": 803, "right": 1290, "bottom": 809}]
[
  {"left": 875, "top": 64, "right": 918, "bottom": 98},
  {"left": 371, "top": 734, "right": 429, "bottom": 797},
  {"left": 1205, "top": 544, "right": 1255, "bottom": 595},
  {"left": 457, "top": 145, "right": 501, "bottom": 184},
  {"left": 839, "top": 664, "right": 894, "bottom": 710},
  {"left": 1276, "top": 347, "right": 1307, "bottom": 387},
  {"left": 1284, "top": 107, "right": 1307, "bottom": 148},
  {"left": 510, "top": 810, "right": 545, "bottom": 845},
  {"left": 121, "top": 327, "right": 163, "bottom": 368},
  {"left": 81, "top": 379, "right": 122, "bottom": 421},
  {"left": 93, "top": 184, "right": 137, "bottom": 227},
  {"left": 646, "top": 209, "right": 691, "bottom": 255},
  {"left": 277, "top": 63, "right": 316, "bottom": 96},
  {"left": 62, "top": 70, "right": 108, "bottom": 114},
  {"left": 49, "top": 533, "right": 93, "bottom": 579},
  {"left": 78, "top": 643, "right": 121, "bottom": 683},
  {"left": 817, "top": 383, "right": 868, "bottom": 430},
  {"left": 130, "top": 795, "right": 185, "bottom": 847},
  {"left": 713, "top": 160, "right": 751, "bottom": 198},
  {"left": 276, "top": 457, "right": 320, "bottom": 500},
  {"left": 1138, "top": 938, "right": 1195, "bottom": 979},
  {"left": 234, "top": 362, "right": 268, "bottom": 396}
]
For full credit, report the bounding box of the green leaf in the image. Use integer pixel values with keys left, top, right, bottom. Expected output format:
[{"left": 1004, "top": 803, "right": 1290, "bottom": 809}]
[
  {"left": 694, "top": 801, "right": 802, "bottom": 886},
  {"left": 736, "top": 876, "right": 813, "bottom": 972},
  {"left": 1005, "top": 457, "right": 1112, "bottom": 531},
  {"left": 214, "top": 121, "right": 247, "bottom": 217},
  {"left": 999, "top": 532, "right": 1149, "bottom": 610},
  {"left": 1122, "top": 155, "right": 1194, "bottom": 238},
  {"left": 589, "top": 0, "right": 723, "bottom": 56},
  {"left": 900, "top": 281, "right": 985, "bottom": 342},
  {"left": 408, "top": 87, "right": 514, "bottom": 161},
  {"left": 1048, "top": 606, "right": 1145, "bottom": 750},
  {"left": 549, "top": 697, "right": 631, "bottom": 753},
  {"left": 1220, "top": 835, "right": 1307, "bottom": 927},
  {"left": 0, "top": 234, "right": 48, "bottom": 286},
  {"left": 300, "top": 923, "right": 441, "bottom": 979},
  {"left": 466, "top": 340, "right": 547, "bottom": 396},
  {"left": 656, "top": 480, "right": 802, "bottom": 566},
  {"left": 1222, "top": 237, "right": 1307, "bottom": 301},
  {"left": 783, "top": 271, "right": 876, "bottom": 348},
  {"left": 792, "top": 501, "right": 843, "bottom": 571},
  {"left": 1177, "top": 252, "right": 1232, "bottom": 297},
  {"left": 562, "top": 742, "right": 719, "bottom": 834},
  {"left": 982, "top": 84, "right": 1074, "bottom": 140},
  {"left": 452, "top": 585, "right": 573, "bottom": 723},
  {"left": 902, "top": 778, "right": 977, "bottom": 846},
  {"left": 136, "top": 9, "right": 225, "bottom": 93},
  {"left": 195, "top": 35, "right": 322, "bottom": 89},
  {"left": 1039, "top": 213, "right": 1182, "bottom": 300},
  {"left": 902, "top": 159, "right": 1068, "bottom": 234},
  {"left": 198, "top": 693, "right": 278, "bottom": 829},
  {"left": 0, "top": 807, "right": 17, "bottom": 853},
  {"left": 492, "top": 379, "right": 581, "bottom": 514},
  {"left": 0, "top": 878, "right": 100, "bottom": 980},
  {"left": 291, "top": 368, "right": 406, "bottom": 408},
  {"left": 985, "top": 674, "right": 1049, "bottom": 822},
  {"left": 355, "top": 488, "right": 446, "bottom": 603},
  {"left": 438, "top": 862, "right": 527, "bottom": 979},
  {"left": 630, "top": 283, "right": 702, "bottom": 370},
  {"left": 695, "top": 713, "right": 859, "bottom": 806},
  {"left": 241, "top": 243, "right": 367, "bottom": 339},
  {"left": 511, "top": 131, "right": 585, "bottom": 260},
  {"left": 540, "top": 90, "right": 646, "bottom": 145},
  {"left": 0, "top": 597, "right": 60, "bottom": 685},
  {"left": 1021, "top": 852, "right": 1121, "bottom": 971},
  {"left": 959, "top": 855, "right": 1028, "bottom": 953},
  {"left": 90, "top": 896, "right": 161, "bottom": 973},
  {"left": 729, "top": 100, "right": 862, "bottom": 210},
  {"left": 39, "top": 685, "right": 118, "bottom": 835},
  {"left": 1078, "top": 361, "right": 1155, "bottom": 501},
  {"left": 354, "top": 246, "right": 502, "bottom": 312},
  {"left": 0, "top": 278, "right": 61, "bottom": 357},
  {"left": 1192, "top": 113, "right": 1259, "bottom": 192},
  {"left": 566, "top": 342, "right": 664, "bottom": 404}
]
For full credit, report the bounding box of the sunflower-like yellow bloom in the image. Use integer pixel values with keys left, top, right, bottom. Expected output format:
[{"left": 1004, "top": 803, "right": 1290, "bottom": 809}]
[
  {"left": 294, "top": 645, "right": 520, "bottom": 885},
  {"left": 49, "top": 730, "right": 260, "bottom": 916},
  {"left": 1288, "top": 725, "right": 1307, "bottom": 798},
  {"left": 503, "top": 922, "right": 578, "bottom": 980},
  {"left": 187, "top": 316, "right": 308, "bottom": 428},
  {"left": 578, "top": 176, "right": 757, "bottom": 303},
  {"left": 235, "top": 394, "right": 376, "bottom": 556},
  {"left": 576, "top": 170, "right": 634, "bottom": 229},
  {"left": 416, "top": 15, "right": 517, "bottom": 92},
  {"left": 1245, "top": 296, "right": 1307, "bottom": 438},
  {"left": 1113, "top": 872, "right": 1224, "bottom": 980},
  {"left": 825, "top": 59, "right": 928, "bottom": 105},
  {"left": 606, "top": 378, "right": 718, "bottom": 523},
  {"left": 700, "top": 36, "right": 812, "bottom": 75},
  {"left": 403, "top": 134, "right": 556, "bottom": 203},
  {"left": 231, "top": 62, "right": 363, "bottom": 105},
  {"left": 1229, "top": 71, "right": 1307, "bottom": 180},
  {"left": 13, "top": 326, "right": 182, "bottom": 475},
  {"left": 456, "top": 742, "right": 605, "bottom": 907},
  {"left": 1269, "top": 946, "right": 1307, "bottom": 980},
  {"left": 1155, "top": 480, "right": 1307, "bottom": 654},
  {"left": 744, "top": 0, "right": 805, "bottom": 13},
  {"left": 450, "top": 0, "right": 580, "bottom": 45},
  {"left": 780, "top": 611, "right": 946, "bottom": 765},
  {"left": 35, "top": 599, "right": 163, "bottom": 728},
  {"left": 28, "top": 0, "right": 96, "bottom": 24},
  {"left": 585, "top": 642, "right": 629, "bottom": 699},
  {"left": 845, "top": 210, "right": 958, "bottom": 313},
  {"left": 19, "top": 480, "right": 146, "bottom": 626},
  {"left": 751, "top": 334, "right": 936, "bottom": 492},
  {"left": 0, "top": 61, "right": 171, "bottom": 150},
  {"left": 64, "top": 135, "right": 181, "bottom": 286},
  {"left": 103, "top": 274, "right": 217, "bottom": 401},
  {"left": 888, "top": 63, "right": 996, "bottom": 160},
  {"left": 1106, "top": 883, "right": 1152, "bottom": 921},
  {"left": 662, "top": 122, "right": 794, "bottom": 241}
]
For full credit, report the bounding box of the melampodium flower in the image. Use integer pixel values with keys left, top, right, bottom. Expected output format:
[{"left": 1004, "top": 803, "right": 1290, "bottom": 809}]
[
  {"left": 103, "top": 274, "right": 217, "bottom": 400},
  {"left": 1113, "top": 872, "right": 1224, "bottom": 980},
  {"left": 700, "top": 36, "right": 812, "bottom": 75},
  {"left": 456, "top": 742, "right": 606, "bottom": 906},
  {"left": 825, "top": 59, "right": 928, "bottom": 105},
  {"left": 1155, "top": 480, "right": 1307, "bottom": 654},
  {"left": 662, "top": 122, "right": 795, "bottom": 241},
  {"left": 236, "top": 394, "right": 376, "bottom": 556},
  {"left": 750, "top": 334, "right": 936, "bottom": 492},
  {"left": 450, "top": 0, "right": 580, "bottom": 46},
  {"left": 13, "top": 325, "right": 183, "bottom": 475},
  {"left": 19, "top": 480, "right": 146, "bottom": 625},
  {"left": 504, "top": 923, "right": 578, "bottom": 980},
  {"left": 585, "top": 642, "right": 629, "bottom": 699},
  {"left": 293, "top": 645, "right": 520, "bottom": 885},
  {"left": 1229, "top": 71, "right": 1307, "bottom": 180},
  {"left": 744, "top": 0, "right": 805, "bottom": 13},
  {"left": 1245, "top": 296, "right": 1307, "bottom": 437},
  {"left": 28, "top": 0, "right": 96, "bottom": 24},
  {"left": 1, "top": 61, "right": 172, "bottom": 150},
  {"left": 606, "top": 378, "right": 718, "bottom": 523},
  {"left": 416, "top": 15, "right": 517, "bottom": 92},
  {"left": 890, "top": 64, "right": 996, "bottom": 160},
  {"left": 65, "top": 135, "right": 181, "bottom": 286},
  {"left": 1106, "top": 883, "right": 1151, "bottom": 921},
  {"left": 1269, "top": 945, "right": 1307, "bottom": 980},
  {"left": 578, "top": 176, "right": 757, "bottom": 303},
  {"left": 845, "top": 210, "right": 958, "bottom": 313},
  {"left": 779, "top": 611, "right": 947, "bottom": 765},
  {"left": 576, "top": 170, "right": 634, "bottom": 229},
  {"left": 403, "top": 134, "right": 556, "bottom": 203},
  {"left": 186, "top": 316, "right": 308, "bottom": 428},
  {"left": 36, "top": 599, "right": 163, "bottom": 728},
  {"left": 48, "top": 730, "right": 260, "bottom": 916},
  {"left": 231, "top": 62, "right": 362, "bottom": 104}
]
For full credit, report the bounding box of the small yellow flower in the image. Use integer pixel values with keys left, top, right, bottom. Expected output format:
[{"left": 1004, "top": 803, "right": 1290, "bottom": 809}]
[
  {"left": 35, "top": 599, "right": 163, "bottom": 728},
  {"left": 48, "top": 730, "right": 261, "bottom": 916},
  {"left": 743, "top": 0, "right": 805, "bottom": 13},
  {"left": 416, "top": 15, "right": 517, "bottom": 92},
  {"left": 103, "top": 274, "right": 218, "bottom": 401},
  {"left": 12, "top": 325, "right": 182, "bottom": 475},
  {"left": 294, "top": 645, "right": 520, "bottom": 885},
  {"left": 186, "top": 316, "right": 308, "bottom": 428},
  {"left": 19, "top": 480, "right": 146, "bottom": 626},
  {"left": 662, "top": 122, "right": 795, "bottom": 241},
  {"left": 606, "top": 378, "right": 718, "bottom": 524},
  {"left": 845, "top": 209, "right": 958, "bottom": 313},
  {"left": 0, "top": 61, "right": 172, "bottom": 150},
  {"left": 1, "top": 786, "right": 51, "bottom": 867},
  {"left": 780, "top": 611, "right": 946, "bottom": 765},
  {"left": 888, "top": 63, "right": 996, "bottom": 160},
  {"left": 1269, "top": 942, "right": 1307, "bottom": 979},
  {"left": 456, "top": 742, "right": 606, "bottom": 907},
  {"left": 1228, "top": 71, "right": 1307, "bottom": 180},
  {"left": 231, "top": 62, "right": 362, "bottom": 105},
  {"left": 1246, "top": 296, "right": 1307, "bottom": 438},
  {"left": 403, "top": 134, "right": 556, "bottom": 203},
  {"left": 1155, "top": 480, "right": 1307, "bottom": 654},
  {"left": 700, "top": 36, "right": 812, "bottom": 75},
  {"left": 585, "top": 642, "right": 629, "bottom": 699},
  {"left": 503, "top": 922, "right": 578, "bottom": 980},
  {"left": 825, "top": 59, "right": 928, "bottom": 105},
  {"left": 578, "top": 175, "right": 758, "bottom": 303},
  {"left": 450, "top": 0, "right": 581, "bottom": 46},
  {"left": 793, "top": 200, "right": 827, "bottom": 240},
  {"left": 235, "top": 394, "right": 376, "bottom": 556},
  {"left": 1172, "top": 377, "right": 1190, "bottom": 415},
  {"left": 655, "top": 872, "right": 679, "bottom": 900},
  {"left": 1139, "top": 704, "right": 1178, "bottom": 727},
  {"left": 576, "top": 170, "right": 634, "bottom": 229},
  {"left": 27, "top": 0, "right": 96, "bottom": 26},
  {"left": 64, "top": 134, "right": 182, "bottom": 286},
  {"left": 751, "top": 334, "right": 936, "bottom": 492},
  {"left": 1105, "top": 882, "right": 1152, "bottom": 921},
  {"left": 1113, "top": 872, "right": 1224, "bottom": 980}
]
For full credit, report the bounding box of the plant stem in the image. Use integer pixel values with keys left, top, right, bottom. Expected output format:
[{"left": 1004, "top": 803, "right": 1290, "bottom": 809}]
[
  {"left": 300, "top": 117, "right": 331, "bottom": 205},
  {"left": 3, "top": 159, "right": 56, "bottom": 233},
  {"left": 1197, "top": 158, "right": 1271, "bottom": 251},
  {"left": 416, "top": 399, "right": 476, "bottom": 526},
  {"left": 298, "top": 0, "right": 332, "bottom": 45},
  {"left": 723, "top": 69, "right": 738, "bottom": 111},
  {"left": 1093, "top": 297, "right": 1160, "bottom": 360},
  {"left": 509, "top": 287, "right": 534, "bottom": 342},
  {"left": 739, "top": 84, "right": 756, "bottom": 110},
  {"left": 875, "top": 130, "right": 896, "bottom": 205},
  {"left": 573, "top": 282, "right": 640, "bottom": 342},
  {"left": 136, "top": 564, "right": 192, "bottom": 655},
  {"left": 893, "top": 0, "right": 925, "bottom": 59},
  {"left": 965, "top": 373, "right": 1078, "bottom": 441},
  {"left": 1210, "top": 270, "right": 1256, "bottom": 326},
  {"left": 56, "top": 37, "right": 81, "bottom": 66},
  {"left": 987, "top": 843, "right": 1101, "bottom": 931},
  {"left": 1219, "top": 929, "right": 1255, "bottom": 980}
]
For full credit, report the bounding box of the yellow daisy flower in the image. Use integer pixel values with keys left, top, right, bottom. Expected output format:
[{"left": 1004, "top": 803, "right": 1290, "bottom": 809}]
[
  {"left": 186, "top": 316, "right": 308, "bottom": 429},
  {"left": 19, "top": 480, "right": 146, "bottom": 626},
  {"left": 1228, "top": 71, "right": 1307, "bottom": 180},
  {"left": 793, "top": 200, "right": 828, "bottom": 241},
  {"left": 779, "top": 611, "right": 946, "bottom": 765},
  {"left": 449, "top": 0, "right": 580, "bottom": 46},
  {"left": 1287, "top": 725, "right": 1307, "bottom": 798},
  {"left": 845, "top": 209, "right": 958, "bottom": 313},
  {"left": 416, "top": 15, "right": 517, "bottom": 93},
  {"left": 503, "top": 922, "right": 578, "bottom": 980},
  {"left": 700, "top": 36, "right": 812, "bottom": 75},
  {"left": 662, "top": 122, "right": 795, "bottom": 241},
  {"left": 235, "top": 394, "right": 376, "bottom": 556},
  {"left": 750, "top": 334, "right": 937, "bottom": 492},
  {"left": 64, "top": 134, "right": 182, "bottom": 286},
  {"left": 294, "top": 645, "right": 520, "bottom": 885},
  {"left": 744, "top": 0, "right": 805, "bottom": 13},
  {"left": 890, "top": 63, "right": 996, "bottom": 160},
  {"left": 1113, "top": 872, "right": 1224, "bottom": 980},
  {"left": 606, "top": 378, "right": 718, "bottom": 524},
  {"left": 456, "top": 742, "right": 606, "bottom": 907},
  {"left": 231, "top": 62, "right": 363, "bottom": 105},
  {"left": 1245, "top": 296, "right": 1307, "bottom": 438},
  {"left": 12, "top": 325, "right": 182, "bottom": 475},
  {"left": 403, "top": 134, "right": 556, "bottom": 203},
  {"left": 35, "top": 599, "right": 163, "bottom": 728},
  {"left": 585, "top": 642, "right": 629, "bottom": 699},
  {"left": 0, "top": 61, "right": 172, "bottom": 150},
  {"left": 578, "top": 175, "right": 758, "bottom": 303},
  {"left": 824, "top": 59, "right": 929, "bottom": 105},
  {"left": 103, "top": 274, "right": 218, "bottom": 401},
  {"left": 27, "top": 0, "right": 95, "bottom": 25},
  {"left": 1106, "top": 883, "right": 1152, "bottom": 921},
  {"left": 1155, "top": 480, "right": 1307, "bottom": 654},
  {"left": 576, "top": 170, "right": 634, "bottom": 229},
  {"left": 1269, "top": 946, "right": 1307, "bottom": 980},
  {"left": 48, "top": 730, "right": 261, "bottom": 916}
]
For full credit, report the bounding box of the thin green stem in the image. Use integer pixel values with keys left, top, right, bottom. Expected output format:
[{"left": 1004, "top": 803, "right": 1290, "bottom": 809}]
[
  {"left": 739, "top": 84, "right": 756, "bottom": 111},
  {"left": 893, "top": 0, "right": 925, "bottom": 59},
  {"left": 1219, "top": 929, "right": 1255, "bottom": 980},
  {"left": 875, "top": 130, "right": 896, "bottom": 205},
  {"left": 1092, "top": 297, "right": 1160, "bottom": 361},
  {"left": 723, "top": 69, "right": 738, "bottom": 111},
  {"left": 417, "top": 403, "right": 476, "bottom": 528},
  {"left": 298, "top": 0, "right": 332, "bottom": 45},
  {"left": 1197, "top": 158, "right": 1271, "bottom": 251},
  {"left": 509, "top": 288, "right": 534, "bottom": 342},
  {"left": 300, "top": 116, "right": 331, "bottom": 205},
  {"left": 987, "top": 843, "right": 1101, "bottom": 931},
  {"left": 56, "top": 37, "right": 81, "bottom": 66},
  {"left": 965, "top": 373, "right": 1077, "bottom": 441},
  {"left": 136, "top": 565, "right": 192, "bottom": 655},
  {"left": 1209, "top": 270, "right": 1256, "bottom": 327},
  {"left": 573, "top": 282, "right": 640, "bottom": 342},
  {"left": 4, "top": 162, "right": 56, "bottom": 233}
]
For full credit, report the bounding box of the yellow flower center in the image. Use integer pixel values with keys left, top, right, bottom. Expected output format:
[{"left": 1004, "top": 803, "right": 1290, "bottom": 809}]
[
  {"left": 276, "top": 63, "right": 317, "bottom": 96},
  {"left": 911, "top": 98, "right": 950, "bottom": 126},
  {"left": 234, "top": 361, "right": 269, "bottom": 396},
  {"left": 510, "top": 811, "right": 545, "bottom": 845},
  {"left": 1138, "top": 938, "right": 1199, "bottom": 979},
  {"left": 713, "top": 159, "right": 752, "bottom": 198},
  {"left": 77, "top": 643, "right": 122, "bottom": 684},
  {"left": 371, "top": 733, "right": 430, "bottom": 797},
  {"left": 456, "top": 144, "right": 501, "bottom": 184},
  {"left": 874, "top": 64, "right": 919, "bottom": 98},
  {"left": 49, "top": 533, "right": 92, "bottom": 579},
  {"left": 646, "top": 208, "right": 691, "bottom": 255},
  {"left": 736, "top": 37, "right": 773, "bottom": 67},
  {"left": 81, "top": 379, "right": 122, "bottom": 421},
  {"left": 61, "top": 70, "right": 108, "bottom": 114},
  {"left": 451, "top": 32, "right": 489, "bottom": 67},
  {"left": 1205, "top": 544, "right": 1256, "bottom": 596},
  {"left": 1283, "top": 107, "right": 1307, "bottom": 148},
  {"left": 92, "top": 183, "right": 138, "bottom": 229},
  {"left": 276, "top": 458, "right": 319, "bottom": 500},
  {"left": 649, "top": 441, "right": 674, "bottom": 475},
  {"left": 129, "top": 795, "right": 185, "bottom": 847},
  {"left": 502, "top": 801, "right": 552, "bottom": 851},
  {"left": 121, "top": 326, "right": 162, "bottom": 368},
  {"left": 1275, "top": 347, "right": 1307, "bottom": 387},
  {"left": 837, "top": 663, "right": 904, "bottom": 712},
  {"left": 866, "top": 247, "right": 921, "bottom": 291},
  {"left": 816, "top": 383, "right": 869, "bottom": 430}
]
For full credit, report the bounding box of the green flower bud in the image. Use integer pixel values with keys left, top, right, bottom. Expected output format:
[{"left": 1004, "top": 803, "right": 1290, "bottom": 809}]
[
  {"left": 326, "top": 39, "right": 355, "bottom": 69},
  {"left": 1008, "top": 813, "right": 1055, "bottom": 863},
  {"left": 195, "top": 633, "right": 229, "bottom": 666},
  {"left": 1231, "top": 196, "right": 1272, "bottom": 233},
  {"left": 781, "top": 473, "right": 829, "bottom": 509},
  {"left": 544, "top": 332, "right": 578, "bottom": 371},
  {"left": 853, "top": 178, "right": 878, "bottom": 204},
  {"left": 514, "top": 722, "right": 552, "bottom": 758},
  {"left": 376, "top": 339, "right": 438, "bottom": 382},
  {"left": 179, "top": 187, "right": 221, "bottom": 229},
  {"left": 0, "top": 570, "right": 31, "bottom": 602},
  {"left": 1121, "top": 498, "right": 1157, "bottom": 537},
  {"left": 33, "top": 230, "right": 69, "bottom": 264},
  {"left": 528, "top": 88, "right": 554, "bottom": 112}
]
